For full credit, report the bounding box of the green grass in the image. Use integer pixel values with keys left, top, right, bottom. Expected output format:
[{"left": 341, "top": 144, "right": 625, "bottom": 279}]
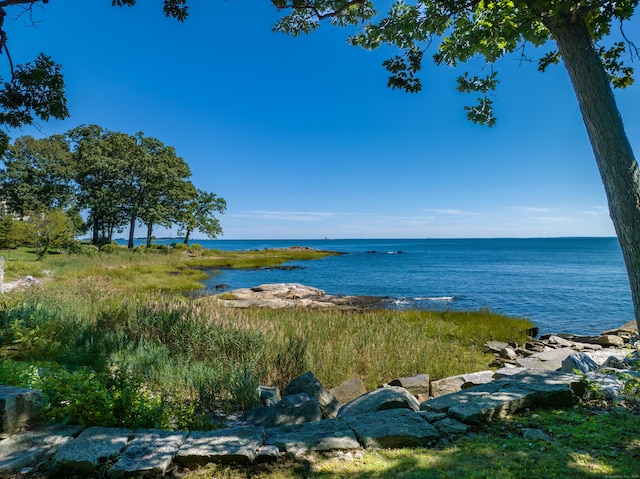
[{"left": 180, "top": 407, "right": 640, "bottom": 479}]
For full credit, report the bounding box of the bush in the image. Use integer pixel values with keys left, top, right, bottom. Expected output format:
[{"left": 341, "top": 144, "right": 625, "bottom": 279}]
[
  {"left": 190, "top": 243, "right": 203, "bottom": 251},
  {"left": 172, "top": 242, "right": 189, "bottom": 250},
  {"left": 100, "top": 243, "right": 123, "bottom": 254},
  {"left": 69, "top": 242, "right": 100, "bottom": 257}
]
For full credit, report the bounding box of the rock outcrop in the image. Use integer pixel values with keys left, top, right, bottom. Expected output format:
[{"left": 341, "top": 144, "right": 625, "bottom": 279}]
[{"left": 213, "top": 283, "right": 383, "bottom": 309}]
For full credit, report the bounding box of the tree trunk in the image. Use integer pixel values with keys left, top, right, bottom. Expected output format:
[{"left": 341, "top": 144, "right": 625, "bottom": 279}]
[
  {"left": 183, "top": 228, "right": 191, "bottom": 245},
  {"left": 128, "top": 215, "right": 136, "bottom": 249},
  {"left": 146, "top": 222, "right": 153, "bottom": 248},
  {"left": 548, "top": 17, "right": 640, "bottom": 331}
]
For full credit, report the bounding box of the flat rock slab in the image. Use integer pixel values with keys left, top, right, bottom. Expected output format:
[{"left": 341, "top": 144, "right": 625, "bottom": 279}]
[
  {"left": 266, "top": 419, "right": 360, "bottom": 454},
  {"left": 421, "top": 370, "right": 581, "bottom": 424},
  {"left": 175, "top": 426, "right": 264, "bottom": 467},
  {"left": 108, "top": 429, "right": 186, "bottom": 478},
  {"left": 0, "top": 424, "right": 83, "bottom": 475},
  {"left": 517, "top": 347, "right": 578, "bottom": 371},
  {"left": 52, "top": 426, "right": 132, "bottom": 474},
  {"left": 343, "top": 409, "right": 441, "bottom": 448},
  {"left": 338, "top": 386, "right": 420, "bottom": 418}
]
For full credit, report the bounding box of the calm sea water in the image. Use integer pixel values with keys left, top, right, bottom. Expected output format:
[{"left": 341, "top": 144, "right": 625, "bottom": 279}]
[{"left": 145, "top": 237, "right": 633, "bottom": 336}]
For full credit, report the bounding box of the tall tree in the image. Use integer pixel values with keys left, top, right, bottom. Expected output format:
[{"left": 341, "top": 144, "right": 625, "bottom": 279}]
[
  {"left": 129, "top": 133, "right": 192, "bottom": 248},
  {"left": 68, "top": 125, "right": 134, "bottom": 245},
  {"left": 0, "top": 135, "right": 75, "bottom": 217},
  {"left": 176, "top": 188, "right": 226, "bottom": 245}
]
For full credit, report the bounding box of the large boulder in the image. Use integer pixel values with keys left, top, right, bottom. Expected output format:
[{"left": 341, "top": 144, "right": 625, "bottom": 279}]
[
  {"left": 338, "top": 386, "right": 420, "bottom": 418},
  {"left": 0, "top": 386, "right": 44, "bottom": 435},
  {"left": 561, "top": 349, "right": 631, "bottom": 374},
  {"left": 262, "top": 393, "right": 322, "bottom": 429},
  {"left": 284, "top": 371, "right": 341, "bottom": 419}
]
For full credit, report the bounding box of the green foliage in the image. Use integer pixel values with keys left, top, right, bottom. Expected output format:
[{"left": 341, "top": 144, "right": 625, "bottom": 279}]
[
  {"left": 0, "top": 54, "right": 68, "bottom": 155},
  {"left": 0, "top": 216, "right": 23, "bottom": 250},
  {"left": 26, "top": 208, "right": 77, "bottom": 258},
  {"left": 100, "top": 243, "right": 124, "bottom": 254}
]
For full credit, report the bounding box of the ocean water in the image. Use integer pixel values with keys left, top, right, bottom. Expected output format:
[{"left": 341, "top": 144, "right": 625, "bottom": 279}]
[{"left": 148, "top": 237, "right": 633, "bottom": 336}]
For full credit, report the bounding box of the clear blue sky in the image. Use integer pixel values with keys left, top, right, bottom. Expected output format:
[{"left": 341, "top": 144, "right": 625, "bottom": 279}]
[{"left": 4, "top": 1, "right": 639, "bottom": 239}]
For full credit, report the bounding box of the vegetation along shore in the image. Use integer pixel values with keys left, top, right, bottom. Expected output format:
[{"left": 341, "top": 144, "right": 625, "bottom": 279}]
[{"left": 0, "top": 243, "right": 638, "bottom": 478}]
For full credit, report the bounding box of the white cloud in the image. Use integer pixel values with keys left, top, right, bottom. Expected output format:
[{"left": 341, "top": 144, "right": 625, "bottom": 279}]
[
  {"left": 582, "top": 206, "right": 609, "bottom": 217},
  {"left": 229, "top": 210, "right": 336, "bottom": 222},
  {"left": 421, "top": 208, "right": 481, "bottom": 216}
]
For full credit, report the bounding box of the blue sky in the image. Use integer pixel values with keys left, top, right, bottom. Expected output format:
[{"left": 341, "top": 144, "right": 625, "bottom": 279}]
[{"left": 4, "top": 1, "right": 639, "bottom": 239}]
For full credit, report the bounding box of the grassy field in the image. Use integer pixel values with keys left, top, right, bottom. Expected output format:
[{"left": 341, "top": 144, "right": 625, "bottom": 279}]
[{"left": 1, "top": 243, "right": 638, "bottom": 478}]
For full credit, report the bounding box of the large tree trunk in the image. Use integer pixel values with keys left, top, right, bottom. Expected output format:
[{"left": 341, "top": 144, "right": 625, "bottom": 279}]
[
  {"left": 548, "top": 17, "right": 640, "bottom": 331},
  {"left": 146, "top": 222, "right": 153, "bottom": 248}
]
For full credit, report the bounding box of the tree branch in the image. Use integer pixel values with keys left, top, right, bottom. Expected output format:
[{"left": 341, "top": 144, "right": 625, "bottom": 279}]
[{"left": 272, "top": 0, "right": 366, "bottom": 20}]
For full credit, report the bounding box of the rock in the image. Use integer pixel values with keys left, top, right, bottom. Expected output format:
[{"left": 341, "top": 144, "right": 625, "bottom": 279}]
[
  {"left": 0, "top": 386, "right": 44, "bottom": 435},
  {"left": 0, "top": 424, "right": 83, "bottom": 475},
  {"left": 241, "top": 407, "right": 272, "bottom": 427},
  {"left": 330, "top": 377, "right": 367, "bottom": 404},
  {"left": 485, "top": 341, "right": 510, "bottom": 354},
  {"left": 493, "top": 366, "right": 527, "bottom": 379},
  {"left": 421, "top": 370, "right": 581, "bottom": 424},
  {"left": 214, "top": 283, "right": 383, "bottom": 310},
  {"left": 262, "top": 393, "right": 322, "bottom": 428},
  {"left": 342, "top": 409, "right": 441, "bottom": 448},
  {"left": 500, "top": 347, "right": 518, "bottom": 361},
  {"left": 389, "top": 374, "right": 430, "bottom": 397},
  {"left": 174, "top": 426, "right": 264, "bottom": 467},
  {"left": 108, "top": 429, "right": 186, "bottom": 478},
  {"left": 52, "top": 426, "right": 132, "bottom": 474},
  {"left": 265, "top": 419, "right": 360, "bottom": 454},
  {"left": 572, "top": 335, "right": 625, "bottom": 348},
  {"left": 338, "top": 386, "right": 420, "bottom": 418},
  {"left": 561, "top": 350, "right": 629, "bottom": 374},
  {"left": 432, "top": 417, "right": 469, "bottom": 438},
  {"left": 547, "top": 335, "right": 574, "bottom": 347},
  {"left": 284, "top": 371, "right": 341, "bottom": 419},
  {"left": 522, "top": 428, "right": 552, "bottom": 442},
  {"left": 517, "top": 347, "right": 578, "bottom": 371},
  {"left": 259, "top": 385, "right": 281, "bottom": 407},
  {"left": 430, "top": 371, "right": 494, "bottom": 398}
]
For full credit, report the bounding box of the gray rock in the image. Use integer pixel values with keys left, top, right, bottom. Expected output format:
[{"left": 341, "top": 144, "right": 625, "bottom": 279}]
[
  {"left": 389, "top": 374, "right": 430, "bottom": 397},
  {"left": 259, "top": 385, "right": 281, "bottom": 407},
  {"left": 572, "top": 334, "right": 625, "bottom": 348},
  {"left": 263, "top": 393, "right": 322, "bottom": 428},
  {"left": 485, "top": 341, "right": 510, "bottom": 354},
  {"left": 338, "top": 386, "right": 420, "bottom": 418},
  {"left": 0, "top": 386, "right": 44, "bottom": 435},
  {"left": 432, "top": 417, "right": 469, "bottom": 437},
  {"left": 430, "top": 371, "right": 494, "bottom": 398},
  {"left": 547, "top": 335, "right": 574, "bottom": 347},
  {"left": 343, "top": 409, "right": 441, "bottom": 448},
  {"left": 175, "top": 426, "right": 264, "bottom": 467},
  {"left": 241, "top": 406, "right": 272, "bottom": 427},
  {"left": 560, "top": 349, "right": 629, "bottom": 374},
  {"left": 493, "top": 366, "right": 527, "bottom": 379},
  {"left": 284, "top": 371, "right": 341, "bottom": 419},
  {"left": 500, "top": 347, "right": 518, "bottom": 361},
  {"left": 421, "top": 370, "right": 580, "bottom": 424},
  {"left": 560, "top": 352, "right": 600, "bottom": 374},
  {"left": 518, "top": 347, "right": 578, "bottom": 371},
  {"left": 108, "top": 429, "right": 186, "bottom": 478},
  {"left": 0, "top": 424, "right": 82, "bottom": 475},
  {"left": 53, "top": 426, "right": 132, "bottom": 474},
  {"left": 266, "top": 419, "right": 360, "bottom": 454},
  {"left": 330, "top": 377, "right": 367, "bottom": 404}
]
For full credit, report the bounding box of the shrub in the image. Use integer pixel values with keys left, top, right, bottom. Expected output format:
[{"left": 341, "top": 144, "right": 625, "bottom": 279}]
[
  {"left": 100, "top": 243, "right": 123, "bottom": 254},
  {"left": 172, "top": 242, "right": 189, "bottom": 250}
]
